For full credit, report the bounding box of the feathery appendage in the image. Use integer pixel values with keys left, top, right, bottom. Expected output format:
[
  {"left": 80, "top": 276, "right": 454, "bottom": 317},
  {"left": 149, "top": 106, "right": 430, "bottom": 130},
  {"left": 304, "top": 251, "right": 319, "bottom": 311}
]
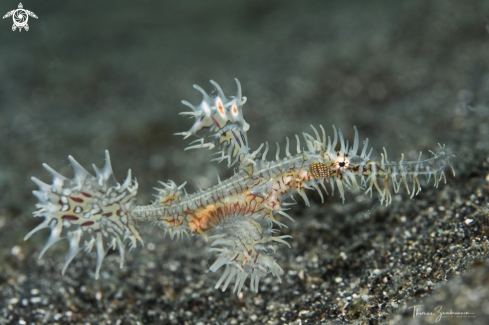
[
  {"left": 208, "top": 210, "right": 289, "bottom": 294},
  {"left": 175, "top": 79, "right": 250, "bottom": 166},
  {"left": 26, "top": 151, "right": 142, "bottom": 279}
]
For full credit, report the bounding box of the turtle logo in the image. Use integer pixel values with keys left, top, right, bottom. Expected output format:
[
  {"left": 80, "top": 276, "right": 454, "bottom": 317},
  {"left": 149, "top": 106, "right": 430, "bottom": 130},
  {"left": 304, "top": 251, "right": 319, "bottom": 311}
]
[{"left": 3, "top": 3, "right": 38, "bottom": 32}]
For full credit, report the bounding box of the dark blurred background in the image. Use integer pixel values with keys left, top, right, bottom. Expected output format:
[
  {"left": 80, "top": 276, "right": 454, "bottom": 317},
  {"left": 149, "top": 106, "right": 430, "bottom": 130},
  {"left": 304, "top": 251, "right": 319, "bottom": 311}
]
[
  {"left": 1, "top": 0, "right": 487, "bottom": 208},
  {"left": 1, "top": 1, "right": 489, "bottom": 324}
]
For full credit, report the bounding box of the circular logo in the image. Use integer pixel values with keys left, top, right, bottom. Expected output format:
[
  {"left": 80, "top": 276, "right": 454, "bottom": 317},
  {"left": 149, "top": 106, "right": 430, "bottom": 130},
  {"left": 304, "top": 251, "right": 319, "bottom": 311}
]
[{"left": 13, "top": 9, "right": 28, "bottom": 28}]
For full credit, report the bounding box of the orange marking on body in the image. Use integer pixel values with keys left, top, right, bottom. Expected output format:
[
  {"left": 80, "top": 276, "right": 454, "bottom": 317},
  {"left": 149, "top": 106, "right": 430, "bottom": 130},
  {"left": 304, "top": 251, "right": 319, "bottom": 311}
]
[
  {"left": 217, "top": 99, "right": 225, "bottom": 115},
  {"left": 189, "top": 205, "right": 216, "bottom": 233},
  {"left": 160, "top": 193, "right": 180, "bottom": 205},
  {"left": 189, "top": 221, "right": 198, "bottom": 233},
  {"left": 232, "top": 104, "right": 238, "bottom": 115}
]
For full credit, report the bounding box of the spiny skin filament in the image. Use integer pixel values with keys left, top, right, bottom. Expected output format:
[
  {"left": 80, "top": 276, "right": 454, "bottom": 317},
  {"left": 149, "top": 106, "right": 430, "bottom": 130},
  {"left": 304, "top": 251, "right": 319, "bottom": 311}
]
[{"left": 27, "top": 79, "right": 455, "bottom": 294}]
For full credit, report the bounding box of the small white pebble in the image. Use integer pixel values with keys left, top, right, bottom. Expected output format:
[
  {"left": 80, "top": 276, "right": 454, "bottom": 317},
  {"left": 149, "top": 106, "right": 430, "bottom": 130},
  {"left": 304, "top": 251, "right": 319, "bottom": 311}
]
[
  {"left": 30, "top": 297, "right": 41, "bottom": 304},
  {"left": 11, "top": 245, "right": 22, "bottom": 256},
  {"left": 465, "top": 218, "right": 474, "bottom": 225},
  {"left": 147, "top": 242, "right": 156, "bottom": 251},
  {"left": 8, "top": 298, "right": 19, "bottom": 304},
  {"left": 335, "top": 277, "right": 343, "bottom": 283},
  {"left": 95, "top": 291, "right": 102, "bottom": 301},
  {"left": 298, "top": 310, "right": 310, "bottom": 316},
  {"left": 298, "top": 269, "right": 304, "bottom": 280}
]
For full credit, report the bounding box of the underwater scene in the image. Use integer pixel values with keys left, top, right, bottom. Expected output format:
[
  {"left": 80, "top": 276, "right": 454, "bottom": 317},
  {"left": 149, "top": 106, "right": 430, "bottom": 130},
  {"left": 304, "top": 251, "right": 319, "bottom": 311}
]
[{"left": 1, "top": 1, "right": 489, "bottom": 324}]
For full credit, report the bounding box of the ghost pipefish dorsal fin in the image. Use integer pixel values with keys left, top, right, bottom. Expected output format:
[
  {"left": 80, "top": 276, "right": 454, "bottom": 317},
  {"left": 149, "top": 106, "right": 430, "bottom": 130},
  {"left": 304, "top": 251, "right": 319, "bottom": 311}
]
[{"left": 175, "top": 79, "right": 250, "bottom": 168}]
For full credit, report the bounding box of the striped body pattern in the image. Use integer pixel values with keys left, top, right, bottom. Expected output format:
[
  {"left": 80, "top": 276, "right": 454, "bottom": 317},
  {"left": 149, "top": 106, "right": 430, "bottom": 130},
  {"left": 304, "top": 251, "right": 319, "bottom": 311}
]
[{"left": 27, "top": 79, "right": 455, "bottom": 294}]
